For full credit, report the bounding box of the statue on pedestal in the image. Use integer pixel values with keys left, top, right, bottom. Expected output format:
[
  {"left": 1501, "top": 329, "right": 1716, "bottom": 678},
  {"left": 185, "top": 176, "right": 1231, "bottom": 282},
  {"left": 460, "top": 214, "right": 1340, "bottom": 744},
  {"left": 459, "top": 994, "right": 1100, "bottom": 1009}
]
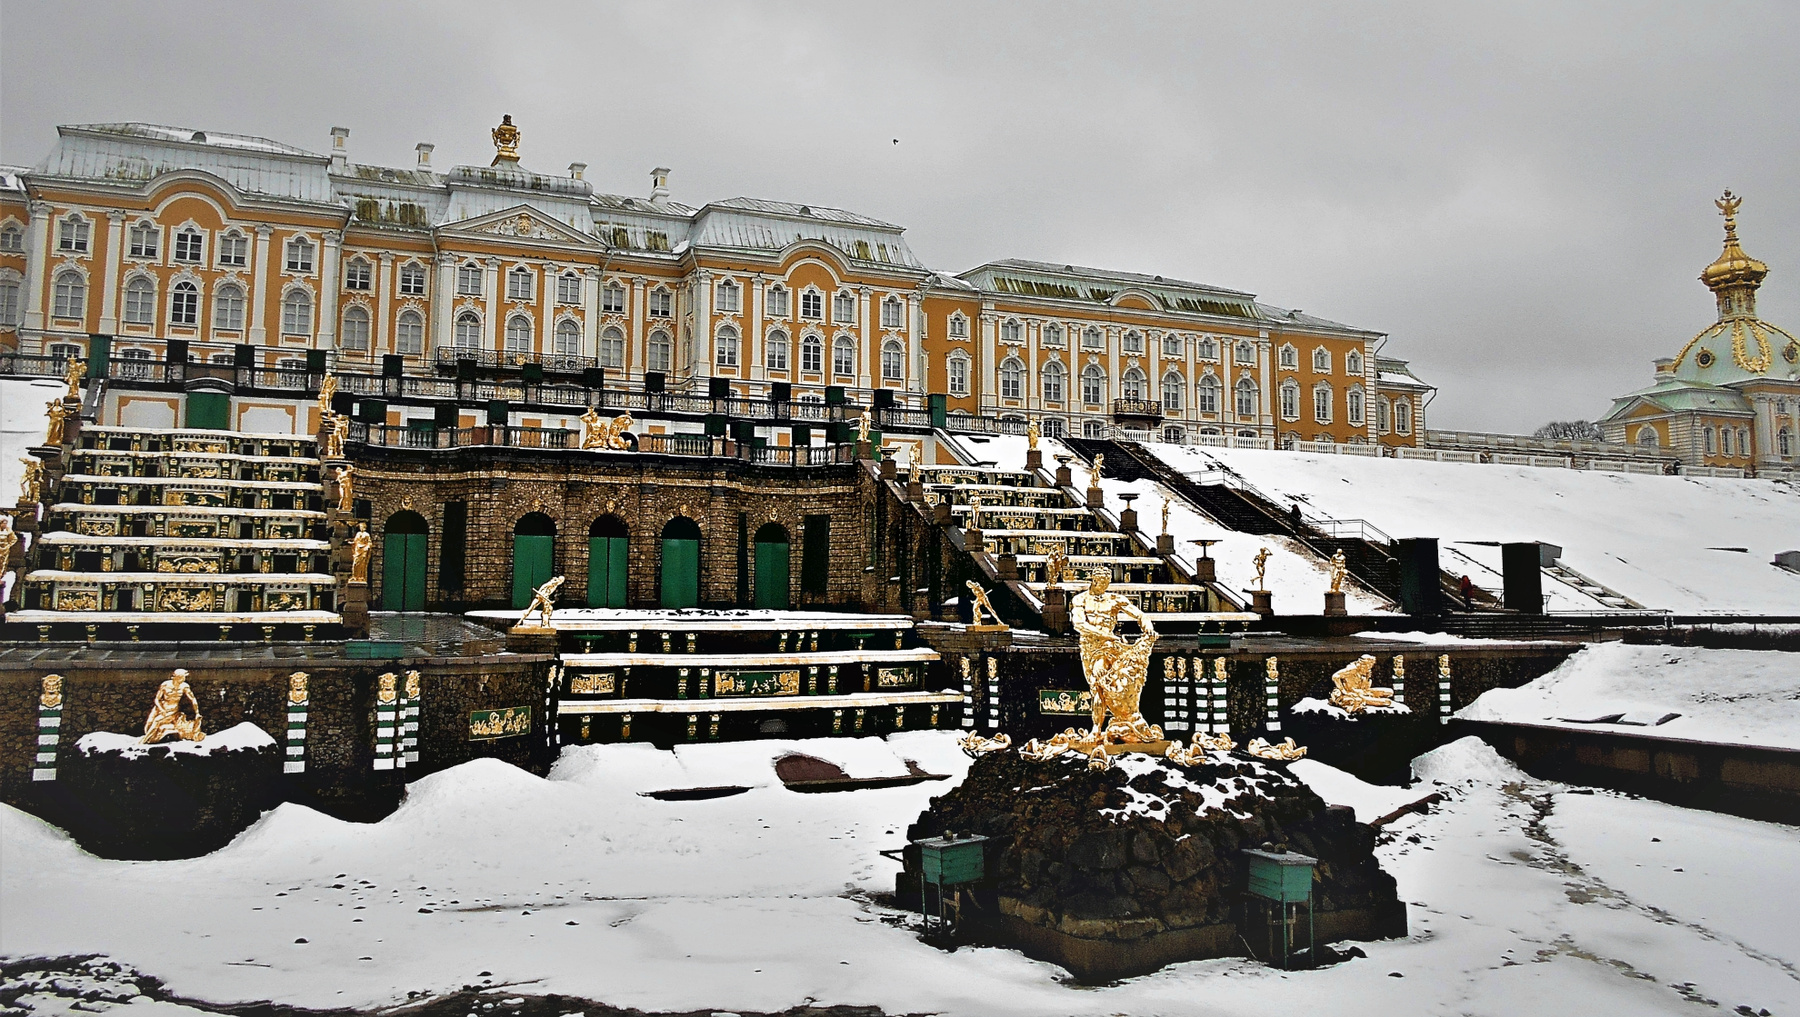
[
  {"left": 857, "top": 408, "right": 873, "bottom": 445},
  {"left": 1327, "top": 550, "right": 1348, "bottom": 594},
  {"left": 320, "top": 413, "right": 346, "bottom": 459},
  {"left": 44, "top": 401, "right": 74, "bottom": 445},
  {"left": 64, "top": 357, "right": 86, "bottom": 401},
  {"left": 1026, "top": 418, "right": 1040, "bottom": 452},
  {"left": 1021, "top": 571, "right": 1162, "bottom": 768},
  {"left": 335, "top": 465, "right": 355, "bottom": 513},
  {"left": 142, "top": 668, "right": 204, "bottom": 744},
  {"left": 19, "top": 458, "right": 44, "bottom": 504},
  {"left": 517, "top": 575, "right": 564, "bottom": 627},
  {"left": 965, "top": 580, "right": 1005, "bottom": 629},
  {"left": 1252, "top": 547, "right": 1271, "bottom": 591},
  {"left": 0, "top": 515, "right": 17, "bottom": 569},
  {"left": 349, "top": 524, "right": 372, "bottom": 584}
]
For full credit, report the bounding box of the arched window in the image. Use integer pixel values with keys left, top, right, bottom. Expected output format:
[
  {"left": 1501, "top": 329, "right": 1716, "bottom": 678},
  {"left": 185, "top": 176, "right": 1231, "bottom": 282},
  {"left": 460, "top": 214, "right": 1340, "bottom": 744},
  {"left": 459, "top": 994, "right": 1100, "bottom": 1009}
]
[
  {"left": 1778, "top": 427, "right": 1793, "bottom": 458},
  {"left": 1082, "top": 326, "right": 1103, "bottom": 349},
  {"left": 1720, "top": 428, "right": 1734, "bottom": 456},
  {"left": 1081, "top": 365, "right": 1106, "bottom": 404},
  {"left": 598, "top": 325, "right": 624, "bottom": 368},
  {"left": 168, "top": 281, "right": 199, "bottom": 327},
  {"left": 0, "top": 224, "right": 25, "bottom": 253},
  {"left": 1636, "top": 425, "right": 1660, "bottom": 449},
  {"left": 1042, "top": 417, "right": 1066, "bottom": 439},
  {"left": 280, "top": 289, "right": 311, "bottom": 334},
  {"left": 1163, "top": 333, "right": 1185, "bottom": 357},
  {"left": 948, "top": 353, "right": 970, "bottom": 395},
  {"left": 396, "top": 310, "right": 424, "bottom": 355},
  {"left": 1161, "top": 371, "right": 1183, "bottom": 412},
  {"left": 1346, "top": 350, "right": 1364, "bottom": 376},
  {"left": 832, "top": 291, "right": 856, "bottom": 324},
  {"left": 340, "top": 305, "right": 370, "bottom": 350},
  {"left": 557, "top": 272, "right": 582, "bottom": 306},
  {"left": 948, "top": 313, "right": 969, "bottom": 338},
  {"left": 832, "top": 335, "right": 855, "bottom": 376},
  {"left": 504, "top": 314, "right": 532, "bottom": 353},
  {"left": 647, "top": 329, "right": 672, "bottom": 372},
  {"left": 999, "top": 356, "right": 1023, "bottom": 399},
  {"left": 1196, "top": 336, "right": 1218, "bottom": 360},
  {"left": 1197, "top": 374, "right": 1220, "bottom": 414},
  {"left": 1120, "top": 367, "right": 1146, "bottom": 401},
  {"left": 1163, "top": 424, "right": 1185, "bottom": 443},
  {"left": 648, "top": 288, "right": 673, "bottom": 318},
  {"left": 399, "top": 262, "right": 426, "bottom": 295},
  {"left": 1278, "top": 344, "right": 1298, "bottom": 370},
  {"left": 1312, "top": 347, "right": 1331, "bottom": 373},
  {"left": 1235, "top": 377, "right": 1258, "bottom": 417},
  {"left": 1703, "top": 427, "right": 1716, "bottom": 454},
  {"left": 214, "top": 283, "right": 244, "bottom": 331},
  {"left": 343, "top": 257, "right": 371, "bottom": 290},
  {"left": 1122, "top": 330, "right": 1143, "bottom": 354},
  {"left": 1083, "top": 419, "right": 1107, "bottom": 438},
  {"left": 1043, "top": 323, "right": 1065, "bottom": 348},
  {"left": 1394, "top": 398, "right": 1412, "bottom": 434},
  {"left": 506, "top": 267, "right": 534, "bottom": 301},
  {"left": 765, "top": 329, "right": 789, "bottom": 371},
  {"left": 284, "top": 237, "right": 313, "bottom": 273},
  {"left": 1377, "top": 396, "right": 1390, "bottom": 432},
  {"left": 1042, "top": 360, "right": 1066, "bottom": 403},
  {"left": 882, "top": 296, "right": 904, "bottom": 329},
  {"left": 53, "top": 270, "right": 86, "bottom": 320},
  {"left": 168, "top": 228, "right": 201, "bottom": 264},
  {"left": 601, "top": 281, "right": 626, "bottom": 313},
  {"left": 217, "top": 230, "right": 247, "bottom": 267},
  {"left": 766, "top": 284, "right": 789, "bottom": 318},
  {"left": 0, "top": 277, "right": 19, "bottom": 327},
  {"left": 1235, "top": 341, "right": 1256, "bottom": 366},
  {"left": 882, "top": 339, "right": 904, "bottom": 381},
  {"left": 1001, "top": 319, "right": 1023, "bottom": 343},
  {"left": 58, "top": 215, "right": 90, "bottom": 253},
  {"left": 716, "top": 325, "right": 740, "bottom": 367},
  {"left": 129, "top": 221, "right": 159, "bottom": 259},
  {"left": 714, "top": 278, "right": 740, "bottom": 313},
  {"left": 456, "top": 262, "right": 483, "bottom": 295},
  {"left": 800, "top": 333, "right": 823, "bottom": 373},
  {"left": 555, "top": 318, "right": 581, "bottom": 357},
  {"left": 454, "top": 311, "right": 481, "bottom": 349},
  {"left": 124, "top": 276, "right": 156, "bottom": 325},
  {"left": 1280, "top": 379, "right": 1301, "bottom": 420},
  {"left": 1347, "top": 386, "right": 1364, "bottom": 425},
  {"left": 1737, "top": 428, "right": 1749, "bottom": 457},
  {"left": 1313, "top": 384, "right": 1333, "bottom": 423}
]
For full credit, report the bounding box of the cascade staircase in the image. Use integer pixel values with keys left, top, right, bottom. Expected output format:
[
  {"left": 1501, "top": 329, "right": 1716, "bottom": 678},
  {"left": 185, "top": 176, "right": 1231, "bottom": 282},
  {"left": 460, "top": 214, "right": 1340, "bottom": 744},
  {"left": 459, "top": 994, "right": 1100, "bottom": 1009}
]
[{"left": 5, "top": 426, "right": 342, "bottom": 641}]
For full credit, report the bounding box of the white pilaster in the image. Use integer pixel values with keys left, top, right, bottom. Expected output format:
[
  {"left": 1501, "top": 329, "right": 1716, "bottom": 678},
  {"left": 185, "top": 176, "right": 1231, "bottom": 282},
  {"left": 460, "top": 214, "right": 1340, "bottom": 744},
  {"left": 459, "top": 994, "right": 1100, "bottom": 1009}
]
[
  {"left": 99, "top": 210, "right": 126, "bottom": 334},
  {"left": 21, "top": 201, "right": 52, "bottom": 335},
  {"left": 317, "top": 231, "right": 341, "bottom": 349},
  {"left": 483, "top": 258, "right": 500, "bottom": 351},
  {"left": 248, "top": 225, "right": 272, "bottom": 344},
  {"left": 376, "top": 252, "right": 394, "bottom": 356}
]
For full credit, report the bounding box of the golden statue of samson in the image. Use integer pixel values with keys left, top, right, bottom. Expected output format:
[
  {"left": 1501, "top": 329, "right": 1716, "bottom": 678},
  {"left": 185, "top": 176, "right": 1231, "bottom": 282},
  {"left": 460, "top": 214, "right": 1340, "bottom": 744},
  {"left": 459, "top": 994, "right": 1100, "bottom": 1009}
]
[{"left": 142, "top": 668, "right": 204, "bottom": 744}]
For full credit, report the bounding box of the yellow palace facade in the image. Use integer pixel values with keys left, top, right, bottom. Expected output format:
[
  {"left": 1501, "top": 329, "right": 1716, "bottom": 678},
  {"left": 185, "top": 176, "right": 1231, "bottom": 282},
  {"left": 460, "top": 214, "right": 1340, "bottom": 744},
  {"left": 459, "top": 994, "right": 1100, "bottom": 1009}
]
[{"left": 0, "top": 117, "right": 1431, "bottom": 446}]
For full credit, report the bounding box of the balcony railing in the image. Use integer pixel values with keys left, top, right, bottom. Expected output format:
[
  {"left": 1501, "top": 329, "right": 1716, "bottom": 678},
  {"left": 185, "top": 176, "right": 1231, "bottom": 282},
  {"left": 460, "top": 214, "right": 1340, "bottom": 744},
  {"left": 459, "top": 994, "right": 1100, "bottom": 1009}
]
[
  {"left": 0, "top": 352, "right": 74, "bottom": 379},
  {"left": 1112, "top": 398, "right": 1165, "bottom": 419},
  {"left": 434, "top": 347, "right": 596, "bottom": 374}
]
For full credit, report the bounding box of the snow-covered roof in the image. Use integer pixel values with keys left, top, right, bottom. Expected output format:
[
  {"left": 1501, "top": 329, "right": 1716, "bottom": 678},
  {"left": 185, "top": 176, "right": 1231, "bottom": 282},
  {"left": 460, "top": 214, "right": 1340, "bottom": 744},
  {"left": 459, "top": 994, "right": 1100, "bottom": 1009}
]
[
  {"left": 33, "top": 123, "right": 336, "bottom": 204},
  {"left": 63, "top": 123, "right": 317, "bottom": 158},
  {"left": 1254, "top": 302, "right": 1378, "bottom": 336}
]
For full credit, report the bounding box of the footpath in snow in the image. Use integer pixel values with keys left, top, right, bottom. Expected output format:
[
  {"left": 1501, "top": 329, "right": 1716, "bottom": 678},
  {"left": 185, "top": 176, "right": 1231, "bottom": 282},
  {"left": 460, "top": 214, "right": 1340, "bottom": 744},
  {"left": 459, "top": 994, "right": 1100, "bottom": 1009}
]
[
  {"left": 1143, "top": 441, "right": 1800, "bottom": 615},
  {"left": 4, "top": 732, "right": 1798, "bottom": 1016}
]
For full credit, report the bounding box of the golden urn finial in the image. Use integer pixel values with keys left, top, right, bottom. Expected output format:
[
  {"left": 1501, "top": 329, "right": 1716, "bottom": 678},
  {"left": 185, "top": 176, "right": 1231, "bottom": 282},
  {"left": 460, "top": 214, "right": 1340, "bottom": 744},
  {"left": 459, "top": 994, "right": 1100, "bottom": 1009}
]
[
  {"left": 491, "top": 114, "right": 521, "bottom": 165},
  {"left": 1701, "top": 189, "right": 1768, "bottom": 292}
]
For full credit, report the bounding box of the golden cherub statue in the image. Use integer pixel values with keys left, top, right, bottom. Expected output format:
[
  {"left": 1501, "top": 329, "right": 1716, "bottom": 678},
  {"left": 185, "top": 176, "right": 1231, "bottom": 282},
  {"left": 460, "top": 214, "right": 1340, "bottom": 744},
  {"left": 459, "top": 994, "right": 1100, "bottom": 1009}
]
[
  {"left": 1328, "top": 654, "right": 1395, "bottom": 714},
  {"left": 518, "top": 574, "right": 565, "bottom": 627},
  {"left": 491, "top": 114, "right": 521, "bottom": 163},
  {"left": 64, "top": 356, "right": 86, "bottom": 400},
  {"left": 335, "top": 465, "right": 355, "bottom": 512},
  {"left": 44, "top": 400, "right": 74, "bottom": 445},
  {"left": 349, "top": 524, "right": 373, "bottom": 583},
  {"left": 142, "top": 668, "right": 204, "bottom": 744},
  {"left": 1327, "top": 550, "right": 1348, "bottom": 594},
  {"left": 19, "top": 458, "right": 44, "bottom": 504},
  {"left": 1252, "top": 546, "right": 1271, "bottom": 592},
  {"left": 965, "top": 580, "right": 1004, "bottom": 628},
  {"left": 1026, "top": 418, "right": 1040, "bottom": 452}
]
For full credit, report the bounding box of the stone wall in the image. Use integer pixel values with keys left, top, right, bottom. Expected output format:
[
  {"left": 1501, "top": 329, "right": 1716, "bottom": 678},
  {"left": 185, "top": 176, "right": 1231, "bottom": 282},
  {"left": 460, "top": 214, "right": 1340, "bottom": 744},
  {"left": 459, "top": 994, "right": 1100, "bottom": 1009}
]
[
  {"left": 0, "top": 652, "right": 555, "bottom": 822},
  {"left": 349, "top": 445, "right": 881, "bottom": 611}
]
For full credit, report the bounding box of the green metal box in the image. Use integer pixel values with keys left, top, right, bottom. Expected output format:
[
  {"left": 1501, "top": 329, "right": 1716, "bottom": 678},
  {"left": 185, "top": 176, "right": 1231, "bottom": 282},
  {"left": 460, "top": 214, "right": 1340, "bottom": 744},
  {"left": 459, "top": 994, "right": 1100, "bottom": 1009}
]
[
  {"left": 917, "top": 834, "right": 988, "bottom": 887},
  {"left": 1243, "top": 849, "right": 1316, "bottom": 904}
]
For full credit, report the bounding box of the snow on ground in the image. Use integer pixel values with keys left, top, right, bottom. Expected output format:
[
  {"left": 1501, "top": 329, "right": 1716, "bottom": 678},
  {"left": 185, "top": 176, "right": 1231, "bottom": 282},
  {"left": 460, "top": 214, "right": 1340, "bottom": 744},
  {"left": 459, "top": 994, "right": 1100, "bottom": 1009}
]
[
  {"left": 2, "top": 377, "right": 64, "bottom": 511},
  {"left": 943, "top": 433, "right": 1388, "bottom": 613},
  {"left": 1458, "top": 641, "right": 1800, "bottom": 750},
  {"left": 5, "top": 731, "right": 1798, "bottom": 1016},
  {"left": 1144, "top": 442, "right": 1800, "bottom": 614}
]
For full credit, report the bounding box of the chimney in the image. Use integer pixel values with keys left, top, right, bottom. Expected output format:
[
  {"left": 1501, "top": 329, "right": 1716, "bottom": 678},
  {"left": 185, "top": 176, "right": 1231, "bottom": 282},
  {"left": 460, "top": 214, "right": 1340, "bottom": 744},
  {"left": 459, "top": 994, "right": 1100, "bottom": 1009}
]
[
  {"left": 329, "top": 127, "right": 350, "bottom": 171},
  {"left": 569, "top": 162, "right": 587, "bottom": 181},
  {"left": 650, "top": 167, "right": 671, "bottom": 203},
  {"left": 415, "top": 143, "right": 434, "bottom": 170},
  {"left": 1654, "top": 357, "right": 1677, "bottom": 379}
]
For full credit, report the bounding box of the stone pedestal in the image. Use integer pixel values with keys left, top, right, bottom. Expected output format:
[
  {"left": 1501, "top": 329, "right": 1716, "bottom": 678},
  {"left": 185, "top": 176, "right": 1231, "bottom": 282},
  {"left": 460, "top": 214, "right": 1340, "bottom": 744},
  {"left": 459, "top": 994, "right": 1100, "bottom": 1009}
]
[
  {"left": 1285, "top": 703, "right": 1423, "bottom": 782},
  {"left": 934, "top": 503, "right": 952, "bottom": 526},
  {"left": 1119, "top": 507, "right": 1137, "bottom": 532},
  {"left": 341, "top": 582, "right": 370, "bottom": 637},
  {"left": 906, "top": 479, "right": 923, "bottom": 502},
  {"left": 1026, "top": 449, "right": 1043, "bottom": 472},
  {"left": 1056, "top": 465, "right": 1073, "bottom": 487},
  {"left": 1086, "top": 486, "right": 1105, "bottom": 510},
  {"left": 1192, "top": 555, "right": 1215, "bottom": 583},
  {"left": 507, "top": 624, "right": 559, "bottom": 654},
  {"left": 1041, "top": 585, "right": 1068, "bottom": 633},
  {"left": 963, "top": 527, "right": 986, "bottom": 552},
  {"left": 855, "top": 440, "right": 874, "bottom": 461},
  {"left": 880, "top": 457, "right": 897, "bottom": 480},
  {"left": 1324, "top": 591, "right": 1348, "bottom": 617},
  {"left": 997, "top": 553, "right": 1019, "bottom": 580},
  {"left": 1156, "top": 534, "right": 1175, "bottom": 556},
  {"left": 1251, "top": 590, "right": 1274, "bottom": 617}
]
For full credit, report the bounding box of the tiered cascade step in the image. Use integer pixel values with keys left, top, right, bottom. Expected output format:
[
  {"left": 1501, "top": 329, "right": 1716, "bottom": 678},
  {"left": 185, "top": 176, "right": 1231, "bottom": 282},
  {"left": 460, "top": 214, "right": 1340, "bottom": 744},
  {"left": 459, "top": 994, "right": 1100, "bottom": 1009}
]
[
  {"left": 467, "top": 609, "right": 956, "bottom": 744},
  {"left": 8, "top": 426, "right": 340, "bottom": 639}
]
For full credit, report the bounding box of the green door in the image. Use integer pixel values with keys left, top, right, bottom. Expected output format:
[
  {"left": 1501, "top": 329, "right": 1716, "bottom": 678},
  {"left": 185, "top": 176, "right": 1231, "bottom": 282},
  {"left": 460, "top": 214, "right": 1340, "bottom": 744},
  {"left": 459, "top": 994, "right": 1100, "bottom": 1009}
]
[
  {"left": 659, "top": 517, "right": 701, "bottom": 609},
  {"left": 753, "top": 523, "right": 790, "bottom": 609},
  {"left": 382, "top": 532, "right": 428, "bottom": 611},
  {"left": 512, "top": 534, "right": 555, "bottom": 608},
  {"left": 187, "top": 391, "right": 230, "bottom": 429},
  {"left": 587, "top": 536, "right": 628, "bottom": 608}
]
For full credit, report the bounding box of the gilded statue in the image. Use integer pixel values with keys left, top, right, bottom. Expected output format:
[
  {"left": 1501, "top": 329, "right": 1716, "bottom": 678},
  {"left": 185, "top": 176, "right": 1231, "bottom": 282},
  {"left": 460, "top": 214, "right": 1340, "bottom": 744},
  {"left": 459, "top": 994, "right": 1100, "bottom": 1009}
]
[
  {"left": 517, "top": 574, "right": 565, "bottom": 627},
  {"left": 1026, "top": 418, "right": 1040, "bottom": 452},
  {"left": 45, "top": 400, "right": 75, "bottom": 445},
  {"left": 349, "top": 523, "right": 372, "bottom": 583},
  {"left": 1252, "top": 547, "right": 1271, "bottom": 592},
  {"left": 1165, "top": 729, "right": 1236, "bottom": 766},
  {"left": 1043, "top": 542, "right": 1069, "bottom": 586},
  {"left": 958, "top": 732, "right": 1012, "bottom": 758},
  {"left": 1328, "top": 654, "right": 1395, "bottom": 714},
  {"left": 1246, "top": 736, "right": 1307, "bottom": 761},
  {"left": 288, "top": 671, "right": 309, "bottom": 705},
  {"left": 19, "top": 458, "right": 45, "bottom": 504},
  {"left": 1063, "top": 570, "right": 1162, "bottom": 751},
  {"left": 335, "top": 465, "right": 355, "bottom": 513},
  {"left": 404, "top": 670, "right": 421, "bottom": 699},
  {"left": 377, "top": 672, "right": 399, "bottom": 705},
  {"left": 1161, "top": 497, "right": 1171, "bottom": 535},
  {"left": 856, "top": 408, "right": 873, "bottom": 445},
  {"left": 317, "top": 374, "right": 338, "bottom": 418},
  {"left": 491, "top": 114, "right": 521, "bottom": 163},
  {"left": 580, "top": 409, "right": 634, "bottom": 450},
  {"left": 965, "top": 580, "right": 1004, "bottom": 628},
  {"left": 1090, "top": 454, "right": 1104, "bottom": 482},
  {"left": 142, "top": 668, "right": 204, "bottom": 744},
  {"left": 40, "top": 674, "right": 64, "bottom": 710},
  {"left": 0, "top": 515, "right": 17, "bottom": 568},
  {"left": 1327, "top": 550, "right": 1348, "bottom": 594},
  {"left": 64, "top": 357, "right": 86, "bottom": 400},
  {"left": 321, "top": 412, "right": 346, "bottom": 459}
]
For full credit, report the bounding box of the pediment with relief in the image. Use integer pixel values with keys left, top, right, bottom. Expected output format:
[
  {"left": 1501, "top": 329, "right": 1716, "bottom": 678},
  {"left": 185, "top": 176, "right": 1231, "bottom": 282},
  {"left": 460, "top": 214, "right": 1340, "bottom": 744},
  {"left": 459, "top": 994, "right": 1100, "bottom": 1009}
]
[{"left": 444, "top": 205, "right": 595, "bottom": 246}]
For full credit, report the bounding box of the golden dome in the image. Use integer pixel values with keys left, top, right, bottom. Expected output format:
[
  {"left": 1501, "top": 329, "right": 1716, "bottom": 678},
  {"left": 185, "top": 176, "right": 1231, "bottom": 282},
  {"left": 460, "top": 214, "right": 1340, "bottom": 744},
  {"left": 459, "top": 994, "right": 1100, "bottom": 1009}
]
[{"left": 1699, "top": 190, "right": 1768, "bottom": 291}]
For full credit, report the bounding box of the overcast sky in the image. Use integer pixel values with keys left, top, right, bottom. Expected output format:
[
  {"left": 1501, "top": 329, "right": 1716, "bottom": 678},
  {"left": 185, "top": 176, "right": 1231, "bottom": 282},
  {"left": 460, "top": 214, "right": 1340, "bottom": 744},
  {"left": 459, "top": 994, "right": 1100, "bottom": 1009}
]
[{"left": 4, "top": 1, "right": 1795, "bottom": 432}]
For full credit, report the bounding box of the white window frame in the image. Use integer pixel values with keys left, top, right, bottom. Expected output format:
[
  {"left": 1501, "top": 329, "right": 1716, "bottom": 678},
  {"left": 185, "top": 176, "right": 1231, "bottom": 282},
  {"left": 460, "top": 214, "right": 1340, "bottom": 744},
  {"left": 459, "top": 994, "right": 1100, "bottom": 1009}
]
[
  {"left": 1123, "top": 330, "right": 1143, "bottom": 354},
  {"left": 1312, "top": 383, "right": 1333, "bottom": 423},
  {"left": 832, "top": 290, "right": 856, "bottom": 325},
  {"left": 1345, "top": 350, "right": 1364, "bottom": 376},
  {"left": 557, "top": 272, "right": 582, "bottom": 306},
  {"left": 1042, "top": 361, "right": 1065, "bottom": 403},
  {"left": 598, "top": 325, "right": 625, "bottom": 368},
  {"left": 1347, "top": 386, "right": 1364, "bottom": 426},
  {"left": 1278, "top": 344, "right": 1299, "bottom": 371},
  {"left": 344, "top": 257, "right": 372, "bottom": 291},
  {"left": 832, "top": 335, "right": 855, "bottom": 377},
  {"left": 396, "top": 310, "right": 425, "bottom": 355},
  {"left": 714, "top": 278, "right": 741, "bottom": 313},
  {"left": 172, "top": 228, "right": 205, "bottom": 265},
  {"left": 1160, "top": 371, "right": 1183, "bottom": 412},
  {"left": 280, "top": 287, "right": 313, "bottom": 335},
  {"left": 169, "top": 280, "right": 200, "bottom": 327},
  {"left": 1280, "top": 380, "right": 1301, "bottom": 420},
  {"left": 947, "top": 353, "right": 970, "bottom": 396},
  {"left": 800, "top": 333, "right": 823, "bottom": 373},
  {"left": 58, "top": 215, "right": 90, "bottom": 254},
  {"left": 217, "top": 230, "right": 247, "bottom": 268},
  {"left": 881, "top": 339, "right": 904, "bottom": 382},
  {"left": 1312, "top": 347, "right": 1331, "bottom": 373},
  {"left": 0, "top": 224, "right": 24, "bottom": 253},
  {"left": 766, "top": 284, "right": 790, "bottom": 319},
  {"left": 214, "top": 283, "right": 245, "bottom": 332},
  {"left": 1042, "top": 323, "right": 1065, "bottom": 348},
  {"left": 1081, "top": 365, "right": 1106, "bottom": 405},
  {"left": 881, "top": 296, "right": 904, "bottom": 329},
  {"left": 398, "top": 262, "right": 426, "bottom": 296},
  {"left": 123, "top": 275, "right": 157, "bottom": 325},
  {"left": 1120, "top": 367, "right": 1146, "bottom": 402},
  {"left": 456, "top": 262, "right": 484, "bottom": 296},
  {"left": 284, "top": 237, "right": 314, "bottom": 273},
  {"left": 647, "top": 330, "right": 673, "bottom": 372},
  {"left": 948, "top": 312, "right": 969, "bottom": 338},
  {"left": 53, "top": 270, "right": 87, "bottom": 320},
  {"left": 800, "top": 288, "right": 823, "bottom": 321},
  {"left": 504, "top": 314, "right": 533, "bottom": 353},
  {"left": 648, "top": 288, "right": 673, "bottom": 318},
  {"left": 601, "top": 281, "right": 626, "bottom": 314},
  {"left": 555, "top": 317, "right": 582, "bottom": 357},
  {"left": 506, "top": 266, "right": 535, "bottom": 302},
  {"left": 716, "top": 325, "right": 740, "bottom": 368},
  {"left": 340, "top": 305, "right": 371, "bottom": 351},
  {"left": 129, "top": 221, "right": 160, "bottom": 259},
  {"left": 1235, "top": 378, "right": 1257, "bottom": 418},
  {"left": 454, "top": 311, "right": 482, "bottom": 349},
  {"left": 999, "top": 356, "right": 1023, "bottom": 400},
  {"left": 1197, "top": 374, "right": 1220, "bottom": 414}
]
